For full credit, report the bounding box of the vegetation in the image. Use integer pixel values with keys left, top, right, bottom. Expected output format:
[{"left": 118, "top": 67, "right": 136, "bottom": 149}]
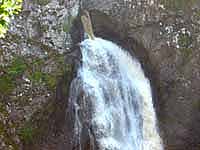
[
  {"left": 19, "top": 123, "right": 35, "bottom": 144},
  {"left": 0, "top": 75, "right": 15, "bottom": 95},
  {"left": 161, "top": 0, "right": 197, "bottom": 10},
  {"left": 7, "top": 56, "right": 27, "bottom": 77},
  {"left": 180, "top": 48, "right": 193, "bottom": 58},
  {"left": 29, "top": 71, "right": 57, "bottom": 90},
  {"left": 34, "top": 0, "right": 50, "bottom": 6},
  {"left": 63, "top": 14, "right": 76, "bottom": 33},
  {"left": 0, "top": 56, "right": 27, "bottom": 95},
  {"left": 178, "top": 33, "right": 192, "bottom": 48},
  {"left": 0, "top": 0, "right": 23, "bottom": 38}
]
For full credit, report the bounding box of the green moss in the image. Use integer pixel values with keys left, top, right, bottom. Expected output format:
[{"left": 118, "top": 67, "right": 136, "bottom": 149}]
[
  {"left": 56, "top": 54, "right": 65, "bottom": 65},
  {"left": 180, "top": 48, "right": 193, "bottom": 58},
  {"left": 63, "top": 15, "right": 75, "bottom": 33},
  {"left": 178, "top": 33, "right": 192, "bottom": 48},
  {"left": 19, "top": 123, "right": 35, "bottom": 144},
  {"left": 41, "top": 24, "right": 49, "bottom": 32},
  {"left": 0, "top": 56, "right": 28, "bottom": 95},
  {"left": 31, "top": 58, "right": 45, "bottom": 72},
  {"left": 0, "top": 121, "right": 19, "bottom": 150},
  {"left": 196, "top": 10, "right": 200, "bottom": 17},
  {"left": 35, "top": 0, "right": 51, "bottom": 6},
  {"left": 43, "top": 74, "right": 57, "bottom": 90},
  {"left": 7, "top": 56, "right": 27, "bottom": 78},
  {"left": 33, "top": 58, "right": 44, "bottom": 65},
  {"left": 0, "top": 75, "right": 15, "bottom": 95},
  {"left": 192, "top": 100, "right": 200, "bottom": 111},
  {"left": 29, "top": 71, "right": 57, "bottom": 90},
  {"left": 0, "top": 102, "right": 8, "bottom": 115},
  {"left": 65, "top": 64, "right": 73, "bottom": 72},
  {"left": 18, "top": 101, "right": 56, "bottom": 146},
  {"left": 0, "top": 122, "right": 5, "bottom": 135},
  {"left": 161, "top": 0, "right": 197, "bottom": 10},
  {"left": 29, "top": 71, "right": 43, "bottom": 83}
]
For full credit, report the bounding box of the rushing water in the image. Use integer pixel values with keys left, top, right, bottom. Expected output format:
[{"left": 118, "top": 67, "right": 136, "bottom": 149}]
[{"left": 69, "top": 37, "right": 163, "bottom": 150}]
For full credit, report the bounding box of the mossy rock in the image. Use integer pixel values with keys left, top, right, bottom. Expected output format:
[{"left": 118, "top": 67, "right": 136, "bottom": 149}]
[
  {"left": 0, "top": 56, "right": 28, "bottom": 95},
  {"left": 18, "top": 102, "right": 57, "bottom": 146},
  {"left": 19, "top": 101, "right": 56, "bottom": 146},
  {"left": 34, "top": 0, "right": 51, "bottom": 6},
  {"left": 41, "top": 24, "right": 49, "bottom": 32},
  {"left": 29, "top": 71, "right": 43, "bottom": 83},
  {"left": 192, "top": 99, "right": 200, "bottom": 112},
  {"left": 0, "top": 121, "right": 19, "bottom": 150},
  {"left": 42, "top": 74, "right": 57, "bottom": 90},
  {"left": 19, "top": 123, "right": 35, "bottom": 145},
  {"left": 63, "top": 15, "right": 76, "bottom": 33},
  {"left": 180, "top": 48, "right": 193, "bottom": 58},
  {"left": 178, "top": 33, "right": 192, "bottom": 48},
  {"left": 7, "top": 56, "right": 27, "bottom": 78},
  {"left": 28, "top": 71, "right": 57, "bottom": 90},
  {"left": 0, "top": 75, "right": 15, "bottom": 95},
  {"left": 0, "top": 102, "right": 9, "bottom": 115},
  {"left": 161, "top": 0, "right": 198, "bottom": 10}
]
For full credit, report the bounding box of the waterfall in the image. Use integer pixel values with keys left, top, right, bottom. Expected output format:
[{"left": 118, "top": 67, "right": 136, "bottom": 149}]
[{"left": 68, "top": 37, "right": 163, "bottom": 150}]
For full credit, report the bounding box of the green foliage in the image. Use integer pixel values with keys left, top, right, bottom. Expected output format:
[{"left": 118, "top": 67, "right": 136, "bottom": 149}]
[
  {"left": 0, "top": 102, "right": 8, "bottom": 115},
  {"left": 178, "top": 33, "right": 192, "bottom": 48},
  {"left": 19, "top": 124, "right": 35, "bottom": 144},
  {"left": 192, "top": 100, "right": 200, "bottom": 112},
  {"left": 29, "top": 72, "right": 56, "bottom": 90},
  {"left": 7, "top": 56, "right": 27, "bottom": 78},
  {"left": 180, "top": 48, "right": 193, "bottom": 58},
  {"left": 34, "top": 0, "right": 50, "bottom": 6},
  {"left": 0, "top": 121, "right": 18, "bottom": 149},
  {"left": 29, "top": 71, "right": 43, "bottom": 83},
  {"left": 43, "top": 74, "right": 56, "bottom": 90},
  {"left": 161, "top": 0, "right": 197, "bottom": 10},
  {"left": 0, "top": 0, "right": 23, "bottom": 38},
  {"left": 0, "top": 75, "right": 15, "bottom": 95},
  {"left": 0, "top": 56, "right": 27, "bottom": 95},
  {"left": 63, "top": 15, "right": 75, "bottom": 33}
]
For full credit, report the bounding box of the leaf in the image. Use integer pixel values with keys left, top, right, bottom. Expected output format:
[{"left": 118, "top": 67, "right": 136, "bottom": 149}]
[{"left": 0, "top": 0, "right": 23, "bottom": 38}]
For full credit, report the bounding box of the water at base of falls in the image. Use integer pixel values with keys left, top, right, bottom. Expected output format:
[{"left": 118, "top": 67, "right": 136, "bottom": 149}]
[{"left": 68, "top": 37, "right": 163, "bottom": 150}]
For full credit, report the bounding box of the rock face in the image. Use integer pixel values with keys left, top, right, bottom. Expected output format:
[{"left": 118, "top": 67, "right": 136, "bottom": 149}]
[
  {"left": 0, "top": 0, "right": 200, "bottom": 150},
  {"left": 0, "top": 0, "right": 78, "bottom": 149}
]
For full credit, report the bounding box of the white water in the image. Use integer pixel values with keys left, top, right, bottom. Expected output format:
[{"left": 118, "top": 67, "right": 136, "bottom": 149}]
[{"left": 71, "top": 37, "right": 163, "bottom": 150}]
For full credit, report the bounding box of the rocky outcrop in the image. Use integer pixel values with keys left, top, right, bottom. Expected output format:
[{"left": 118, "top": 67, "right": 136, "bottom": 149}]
[{"left": 0, "top": 0, "right": 78, "bottom": 149}]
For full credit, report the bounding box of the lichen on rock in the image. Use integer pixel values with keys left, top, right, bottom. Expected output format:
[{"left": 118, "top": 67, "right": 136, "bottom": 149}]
[{"left": 0, "top": 0, "right": 78, "bottom": 149}]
